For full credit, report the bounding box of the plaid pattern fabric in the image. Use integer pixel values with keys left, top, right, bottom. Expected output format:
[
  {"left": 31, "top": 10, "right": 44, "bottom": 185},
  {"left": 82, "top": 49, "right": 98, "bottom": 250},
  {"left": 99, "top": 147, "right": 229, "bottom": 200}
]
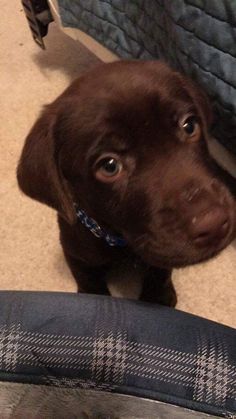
[{"left": 0, "top": 292, "right": 235, "bottom": 417}]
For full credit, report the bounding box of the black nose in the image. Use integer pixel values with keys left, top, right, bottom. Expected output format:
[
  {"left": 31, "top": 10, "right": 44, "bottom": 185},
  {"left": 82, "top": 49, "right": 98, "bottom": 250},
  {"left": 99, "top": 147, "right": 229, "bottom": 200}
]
[{"left": 189, "top": 208, "right": 230, "bottom": 246}]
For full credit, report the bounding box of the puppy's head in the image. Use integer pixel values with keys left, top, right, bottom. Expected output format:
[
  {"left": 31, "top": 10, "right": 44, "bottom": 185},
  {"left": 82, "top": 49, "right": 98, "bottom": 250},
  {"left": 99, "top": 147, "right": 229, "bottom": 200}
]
[{"left": 17, "top": 61, "right": 236, "bottom": 268}]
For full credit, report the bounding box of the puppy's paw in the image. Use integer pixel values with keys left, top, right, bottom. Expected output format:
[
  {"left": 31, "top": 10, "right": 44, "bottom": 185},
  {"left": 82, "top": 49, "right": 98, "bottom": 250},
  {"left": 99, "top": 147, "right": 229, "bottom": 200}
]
[{"left": 157, "top": 282, "right": 177, "bottom": 307}]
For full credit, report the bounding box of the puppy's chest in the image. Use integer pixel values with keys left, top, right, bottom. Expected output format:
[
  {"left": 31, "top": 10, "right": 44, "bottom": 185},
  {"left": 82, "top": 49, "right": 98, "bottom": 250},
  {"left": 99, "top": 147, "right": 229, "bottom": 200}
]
[
  {"left": 106, "top": 260, "right": 146, "bottom": 299},
  {"left": 60, "top": 219, "right": 145, "bottom": 298}
]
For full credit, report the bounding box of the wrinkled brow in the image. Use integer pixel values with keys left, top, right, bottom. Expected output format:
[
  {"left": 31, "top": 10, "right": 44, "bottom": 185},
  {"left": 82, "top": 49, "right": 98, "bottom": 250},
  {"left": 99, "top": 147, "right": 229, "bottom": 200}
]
[{"left": 86, "top": 134, "right": 131, "bottom": 163}]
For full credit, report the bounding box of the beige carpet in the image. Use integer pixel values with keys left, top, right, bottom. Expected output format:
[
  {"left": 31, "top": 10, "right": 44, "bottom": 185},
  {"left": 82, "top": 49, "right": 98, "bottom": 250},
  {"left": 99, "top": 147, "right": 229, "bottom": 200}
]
[{"left": 1, "top": 2, "right": 235, "bottom": 328}]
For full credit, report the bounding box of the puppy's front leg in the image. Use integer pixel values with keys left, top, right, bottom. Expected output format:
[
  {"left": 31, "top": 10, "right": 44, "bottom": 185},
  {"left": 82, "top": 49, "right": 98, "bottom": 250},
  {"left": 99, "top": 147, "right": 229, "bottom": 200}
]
[
  {"left": 141, "top": 268, "right": 177, "bottom": 307},
  {"left": 64, "top": 252, "right": 109, "bottom": 295},
  {"left": 106, "top": 261, "right": 176, "bottom": 307}
]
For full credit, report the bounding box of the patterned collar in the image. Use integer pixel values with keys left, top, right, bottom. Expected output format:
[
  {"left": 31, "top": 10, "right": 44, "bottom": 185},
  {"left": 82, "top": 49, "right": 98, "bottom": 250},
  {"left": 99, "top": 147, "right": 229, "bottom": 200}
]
[{"left": 74, "top": 204, "right": 127, "bottom": 247}]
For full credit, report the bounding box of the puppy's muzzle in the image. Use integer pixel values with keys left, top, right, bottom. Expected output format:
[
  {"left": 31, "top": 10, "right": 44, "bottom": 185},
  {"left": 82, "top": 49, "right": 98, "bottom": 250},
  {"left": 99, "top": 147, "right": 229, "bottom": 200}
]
[{"left": 179, "top": 179, "right": 231, "bottom": 247}]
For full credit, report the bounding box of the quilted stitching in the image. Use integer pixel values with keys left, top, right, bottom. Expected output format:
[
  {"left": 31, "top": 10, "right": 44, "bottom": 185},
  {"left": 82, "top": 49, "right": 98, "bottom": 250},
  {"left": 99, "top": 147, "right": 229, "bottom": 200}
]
[
  {"left": 58, "top": 0, "right": 236, "bottom": 153},
  {"left": 58, "top": 0, "right": 236, "bottom": 88},
  {"left": 187, "top": 0, "right": 236, "bottom": 25},
  {"left": 60, "top": 1, "right": 160, "bottom": 58},
  {"left": 164, "top": 2, "right": 236, "bottom": 60}
]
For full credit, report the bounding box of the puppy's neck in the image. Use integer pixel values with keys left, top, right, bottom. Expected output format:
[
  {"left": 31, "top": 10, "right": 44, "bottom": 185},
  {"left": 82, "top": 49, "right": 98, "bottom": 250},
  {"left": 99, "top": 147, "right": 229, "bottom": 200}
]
[{"left": 74, "top": 203, "right": 127, "bottom": 248}]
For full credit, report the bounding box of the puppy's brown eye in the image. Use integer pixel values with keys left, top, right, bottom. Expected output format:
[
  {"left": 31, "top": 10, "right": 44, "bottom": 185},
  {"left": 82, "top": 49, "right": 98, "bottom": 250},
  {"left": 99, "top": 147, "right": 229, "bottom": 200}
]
[
  {"left": 179, "top": 114, "right": 201, "bottom": 142},
  {"left": 181, "top": 115, "right": 199, "bottom": 135},
  {"left": 100, "top": 158, "right": 122, "bottom": 176},
  {"left": 95, "top": 156, "right": 123, "bottom": 181},
  {"left": 183, "top": 116, "right": 198, "bottom": 134}
]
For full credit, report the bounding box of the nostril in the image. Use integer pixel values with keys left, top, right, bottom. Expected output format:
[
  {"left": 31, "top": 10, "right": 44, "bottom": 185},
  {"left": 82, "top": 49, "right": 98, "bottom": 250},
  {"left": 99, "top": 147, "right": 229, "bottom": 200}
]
[
  {"left": 189, "top": 210, "right": 230, "bottom": 247},
  {"left": 194, "top": 230, "right": 215, "bottom": 246},
  {"left": 222, "top": 220, "right": 229, "bottom": 233},
  {"left": 193, "top": 228, "right": 214, "bottom": 246},
  {"left": 197, "top": 231, "right": 209, "bottom": 239}
]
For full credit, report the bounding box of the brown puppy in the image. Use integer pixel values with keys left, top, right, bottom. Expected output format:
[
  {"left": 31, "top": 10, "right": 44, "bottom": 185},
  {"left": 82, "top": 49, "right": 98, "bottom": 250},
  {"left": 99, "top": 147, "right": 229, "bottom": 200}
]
[{"left": 17, "top": 61, "right": 236, "bottom": 306}]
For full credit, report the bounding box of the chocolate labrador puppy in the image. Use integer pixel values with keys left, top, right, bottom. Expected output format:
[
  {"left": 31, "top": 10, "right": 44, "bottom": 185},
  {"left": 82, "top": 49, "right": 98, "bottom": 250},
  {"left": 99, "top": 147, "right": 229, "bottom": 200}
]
[{"left": 17, "top": 61, "right": 236, "bottom": 306}]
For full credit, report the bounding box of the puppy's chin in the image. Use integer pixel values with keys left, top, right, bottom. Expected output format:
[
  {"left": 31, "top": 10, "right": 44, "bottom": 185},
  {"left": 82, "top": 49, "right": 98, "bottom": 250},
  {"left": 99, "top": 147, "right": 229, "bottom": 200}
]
[
  {"left": 138, "top": 249, "right": 222, "bottom": 270},
  {"left": 132, "top": 229, "right": 235, "bottom": 270}
]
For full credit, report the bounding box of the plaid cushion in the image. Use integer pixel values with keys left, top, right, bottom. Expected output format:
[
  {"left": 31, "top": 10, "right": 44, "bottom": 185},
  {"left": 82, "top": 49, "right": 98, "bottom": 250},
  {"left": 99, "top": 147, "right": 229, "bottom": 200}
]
[{"left": 0, "top": 291, "right": 235, "bottom": 417}]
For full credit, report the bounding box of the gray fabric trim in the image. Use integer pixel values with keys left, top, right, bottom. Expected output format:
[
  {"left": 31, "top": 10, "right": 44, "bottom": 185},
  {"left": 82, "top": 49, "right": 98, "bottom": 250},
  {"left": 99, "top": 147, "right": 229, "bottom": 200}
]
[{"left": 0, "top": 382, "right": 222, "bottom": 418}]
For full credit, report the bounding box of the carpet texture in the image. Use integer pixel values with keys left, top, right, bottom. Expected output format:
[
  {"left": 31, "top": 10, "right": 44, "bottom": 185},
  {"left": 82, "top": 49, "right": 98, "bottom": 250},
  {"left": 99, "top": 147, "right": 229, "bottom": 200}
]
[{"left": 0, "top": 2, "right": 235, "bottom": 327}]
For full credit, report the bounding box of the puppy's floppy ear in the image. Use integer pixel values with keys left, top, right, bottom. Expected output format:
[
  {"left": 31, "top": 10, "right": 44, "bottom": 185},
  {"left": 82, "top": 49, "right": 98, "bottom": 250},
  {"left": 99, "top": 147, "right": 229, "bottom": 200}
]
[{"left": 17, "top": 105, "right": 76, "bottom": 225}]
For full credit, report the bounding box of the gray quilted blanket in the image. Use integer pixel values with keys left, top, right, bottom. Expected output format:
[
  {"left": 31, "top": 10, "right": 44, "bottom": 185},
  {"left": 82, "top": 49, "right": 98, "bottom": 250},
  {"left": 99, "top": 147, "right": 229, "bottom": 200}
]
[{"left": 58, "top": 0, "right": 236, "bottom": 155}]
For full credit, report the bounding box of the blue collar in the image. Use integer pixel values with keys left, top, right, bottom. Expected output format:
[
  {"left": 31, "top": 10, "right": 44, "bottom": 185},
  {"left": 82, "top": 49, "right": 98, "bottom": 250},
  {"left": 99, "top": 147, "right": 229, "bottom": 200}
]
[{"left": 74, "top": 204, "right": 127, "bottom": 247}]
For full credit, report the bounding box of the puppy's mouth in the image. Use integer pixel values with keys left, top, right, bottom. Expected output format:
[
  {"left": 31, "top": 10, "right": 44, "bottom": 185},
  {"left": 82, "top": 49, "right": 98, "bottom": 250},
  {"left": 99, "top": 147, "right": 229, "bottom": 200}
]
[
  {"left": 134, "top": 232, "right": 234, "bottom": 270},
  {"left": 174, "top": 224, "right": 235, "bottom": 268},
  {"left": 124, "top": 205, "right": 236, "bottom": 269}
]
